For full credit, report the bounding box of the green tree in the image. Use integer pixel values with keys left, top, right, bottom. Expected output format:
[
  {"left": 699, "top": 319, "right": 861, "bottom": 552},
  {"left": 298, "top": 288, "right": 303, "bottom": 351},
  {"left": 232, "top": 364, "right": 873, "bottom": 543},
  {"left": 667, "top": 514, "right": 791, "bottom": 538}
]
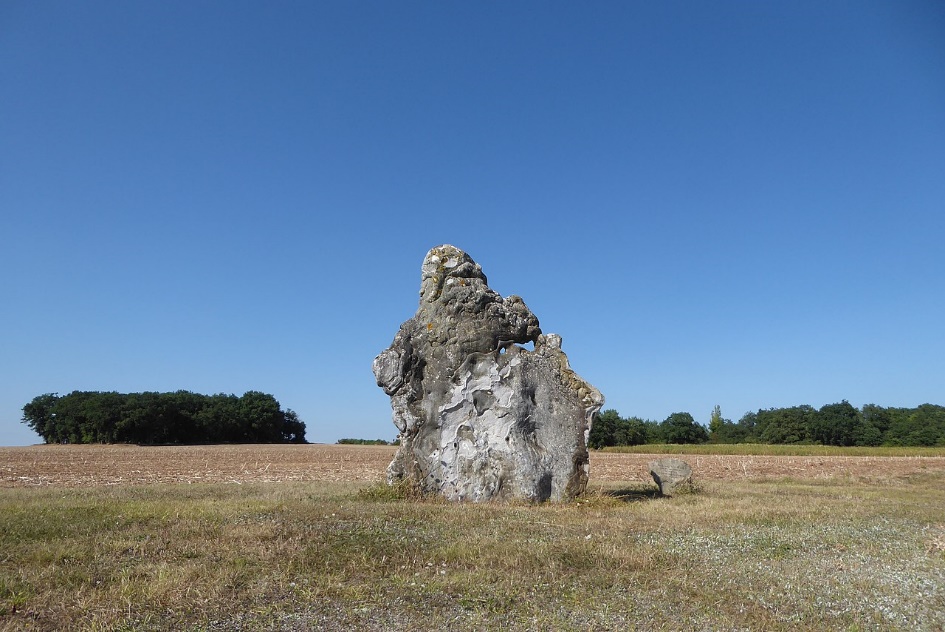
[
  {"left": 709, "top": 405, "right": 744, "bottom": 443},
  {"left": 860, "top": 404, "right": 891, "bottom": 445},
  {"left": 282, "top": 409, "right": 307, "bottom": 443},
  {"left": 711, "top": 418, "right": 751, "bottom": 444},
  {"left": 708, "top": 405, "right": 723, "bottom": 437},
  {"left": 200, "top": 393, "right": 242, "bottom": 442},
  {"left": 755, "top": 405, "right": 816, "bottom": 444},
  {"left": 238, "top": 391, "right": 285, "bottom": 443},
  {"left": 49, "top": 391, "right": 94, "bottom": 444},
  {"left": 21, "top": 393, "right": 61, "bottom": 442},
  {"left": 895, "top": 404, "right": 945, "bottom": 446},
  {"left": 615, "top": 416, "right": 647, "bottom": 446},
  {"left": 21, "top": 390, "right": 307, "bottom": 445},
  {"left": 588, "top": 409, "right": 620, "bottom": 449},
  {"left": 661, "top": 412, "right": 709, "bottom": 444},
  {"left": 78, "top": 391, "right": 124, "bottom": 443},
  {"left": 643, "top": 419, "right": 664, "bottom": 443},
  {"left": 737, "top": 411, "right": 758, "bottom": 441},
  {"left": 812, "top": 400, "right": 862, "bottom": 446}
]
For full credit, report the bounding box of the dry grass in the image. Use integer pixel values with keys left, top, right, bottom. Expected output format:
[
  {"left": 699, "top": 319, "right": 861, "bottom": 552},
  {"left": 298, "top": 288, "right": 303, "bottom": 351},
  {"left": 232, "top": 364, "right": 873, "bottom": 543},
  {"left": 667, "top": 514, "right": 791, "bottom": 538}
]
[{"left": 1, "top": 444, "right": 944, "bottom": 631}]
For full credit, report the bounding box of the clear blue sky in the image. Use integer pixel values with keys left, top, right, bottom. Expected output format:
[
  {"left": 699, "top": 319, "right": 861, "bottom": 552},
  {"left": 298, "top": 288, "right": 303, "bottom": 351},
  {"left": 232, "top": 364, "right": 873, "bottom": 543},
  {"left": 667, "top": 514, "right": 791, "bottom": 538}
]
[{"left": 2, "top": 1, "right": 943, "bottom": 446}]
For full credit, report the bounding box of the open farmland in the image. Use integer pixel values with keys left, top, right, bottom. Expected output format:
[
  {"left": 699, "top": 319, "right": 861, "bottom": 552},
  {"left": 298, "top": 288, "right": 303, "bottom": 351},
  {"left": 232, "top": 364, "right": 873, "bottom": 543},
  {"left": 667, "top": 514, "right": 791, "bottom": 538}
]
[
  {"left": 0, "top": 444, "right": 395, "bottom": 488},
  {"left": 3, "top": 443, "right": 945, "bottom": 488},
  {"left": 2, "top": 444, "right": 944, "bottom": 631}
]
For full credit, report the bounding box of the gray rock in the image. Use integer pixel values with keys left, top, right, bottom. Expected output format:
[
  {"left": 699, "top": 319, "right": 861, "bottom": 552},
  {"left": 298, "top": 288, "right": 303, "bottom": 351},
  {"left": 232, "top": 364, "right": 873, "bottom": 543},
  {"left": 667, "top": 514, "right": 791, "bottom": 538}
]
[
  {"left": 649, "top": 458, "right": 694, "bottom": 496},
  {"left": 373, "top": 245, "right": 604, "bottom": 502}
]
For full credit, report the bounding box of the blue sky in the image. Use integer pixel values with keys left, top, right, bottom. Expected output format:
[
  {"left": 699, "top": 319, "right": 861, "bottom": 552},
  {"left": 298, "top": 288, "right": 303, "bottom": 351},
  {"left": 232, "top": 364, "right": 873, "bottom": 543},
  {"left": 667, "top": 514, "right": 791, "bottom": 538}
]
[{"left": 2, "top": 1, "right": 943, "bottom": 446}]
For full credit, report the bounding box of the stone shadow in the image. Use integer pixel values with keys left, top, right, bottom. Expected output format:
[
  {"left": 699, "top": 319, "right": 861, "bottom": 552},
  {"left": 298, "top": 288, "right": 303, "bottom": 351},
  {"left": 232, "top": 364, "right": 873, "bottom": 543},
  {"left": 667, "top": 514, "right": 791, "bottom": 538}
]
[{"left": 603, "top": 487, "right": 663, "bottom": 502}]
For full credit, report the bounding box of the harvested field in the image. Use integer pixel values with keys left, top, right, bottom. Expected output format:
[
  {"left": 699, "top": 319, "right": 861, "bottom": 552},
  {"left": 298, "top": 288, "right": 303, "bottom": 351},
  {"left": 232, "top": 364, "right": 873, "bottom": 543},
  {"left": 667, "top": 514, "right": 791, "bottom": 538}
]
[
  {"left": 590, "top": 450, "right": 945, "bottom": 485},
  {"left": 0, "top": 444, "right": 392, "bottom": 487},
  {"left": 2, "top": 443, "right": 944, "bottom": 488}
]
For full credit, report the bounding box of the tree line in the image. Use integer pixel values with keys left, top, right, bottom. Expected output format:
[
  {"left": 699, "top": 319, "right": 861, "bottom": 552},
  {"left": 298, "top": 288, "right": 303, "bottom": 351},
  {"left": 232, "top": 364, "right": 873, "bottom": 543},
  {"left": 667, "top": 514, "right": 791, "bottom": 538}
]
[
  {"left": 589, "top": 402, "right": 945, "bottom": 448},
  {"left": 21, "top": 390, "right": 307, "bottom": 445}
]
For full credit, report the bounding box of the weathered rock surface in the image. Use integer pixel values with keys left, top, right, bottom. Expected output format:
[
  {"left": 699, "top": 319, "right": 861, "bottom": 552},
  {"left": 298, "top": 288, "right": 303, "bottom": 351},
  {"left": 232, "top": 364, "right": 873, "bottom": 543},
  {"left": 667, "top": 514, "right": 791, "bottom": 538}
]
[
  {"left": 373, "top": 245, "right": 603, "bottom": 502},
  {"left": 649, "top": 458, "right": 694, "bottom": 496}
]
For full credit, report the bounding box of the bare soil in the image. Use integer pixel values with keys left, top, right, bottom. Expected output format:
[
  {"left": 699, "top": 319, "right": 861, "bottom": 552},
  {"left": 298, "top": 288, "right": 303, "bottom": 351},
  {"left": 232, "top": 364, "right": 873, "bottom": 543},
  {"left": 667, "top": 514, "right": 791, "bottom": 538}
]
[{"left": 2, "top": 444, "right": 944, "bottom": 488}]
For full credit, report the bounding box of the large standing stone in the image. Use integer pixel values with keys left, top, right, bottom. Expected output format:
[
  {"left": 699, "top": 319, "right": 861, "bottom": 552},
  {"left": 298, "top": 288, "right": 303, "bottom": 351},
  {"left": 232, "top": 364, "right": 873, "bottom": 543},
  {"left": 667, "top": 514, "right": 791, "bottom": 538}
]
[{"left": 373, "top": 245, "right": 604, "bottom": 502}]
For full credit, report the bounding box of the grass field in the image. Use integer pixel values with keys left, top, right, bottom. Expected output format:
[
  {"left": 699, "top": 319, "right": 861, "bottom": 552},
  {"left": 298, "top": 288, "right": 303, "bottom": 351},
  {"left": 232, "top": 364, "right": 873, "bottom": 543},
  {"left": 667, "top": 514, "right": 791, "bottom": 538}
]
[
  {"left": 604, "top": 443, "right": 945, "bottom": 457},
  {"left": 1, "top": 444, "right": 944, "bottom": 631}
]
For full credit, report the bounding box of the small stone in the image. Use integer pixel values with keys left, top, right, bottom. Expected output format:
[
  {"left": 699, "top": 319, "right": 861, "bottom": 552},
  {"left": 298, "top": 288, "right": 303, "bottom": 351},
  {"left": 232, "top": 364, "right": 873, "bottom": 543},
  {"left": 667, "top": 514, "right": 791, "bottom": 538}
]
[{"left": 649, "top": 458, "right": 694, "bottom": 496}]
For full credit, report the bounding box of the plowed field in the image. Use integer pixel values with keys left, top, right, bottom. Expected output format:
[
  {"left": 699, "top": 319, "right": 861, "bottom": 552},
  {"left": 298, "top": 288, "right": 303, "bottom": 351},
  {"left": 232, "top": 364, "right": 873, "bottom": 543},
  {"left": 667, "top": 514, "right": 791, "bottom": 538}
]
[{"left": 2, "top": 443, "right": 943, "bottom": 487}]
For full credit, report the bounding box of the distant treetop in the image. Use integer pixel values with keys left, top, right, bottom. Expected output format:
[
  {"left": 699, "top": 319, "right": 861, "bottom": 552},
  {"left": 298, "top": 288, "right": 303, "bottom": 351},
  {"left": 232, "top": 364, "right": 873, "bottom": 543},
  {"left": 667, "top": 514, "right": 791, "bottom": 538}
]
[
  {"left": 21, "top": 390, "right": 307, "bottom": 445},
  {"left": 589, "top": 402, "right": 945, "bottom": 448}
]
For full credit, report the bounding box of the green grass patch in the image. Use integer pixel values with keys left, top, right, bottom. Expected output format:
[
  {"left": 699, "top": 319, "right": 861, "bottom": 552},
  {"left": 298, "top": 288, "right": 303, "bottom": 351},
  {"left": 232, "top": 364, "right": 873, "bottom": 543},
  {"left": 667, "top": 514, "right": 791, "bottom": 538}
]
[{"left": 602, "top": 443, "right": 945, "bottom": 457}]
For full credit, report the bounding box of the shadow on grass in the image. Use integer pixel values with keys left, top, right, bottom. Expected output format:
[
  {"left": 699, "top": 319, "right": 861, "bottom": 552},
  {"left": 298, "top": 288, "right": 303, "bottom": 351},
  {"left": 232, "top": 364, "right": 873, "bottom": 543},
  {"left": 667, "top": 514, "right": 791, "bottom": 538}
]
[{"left": 602, "top": 487, "right": 663, "bottom": 502}]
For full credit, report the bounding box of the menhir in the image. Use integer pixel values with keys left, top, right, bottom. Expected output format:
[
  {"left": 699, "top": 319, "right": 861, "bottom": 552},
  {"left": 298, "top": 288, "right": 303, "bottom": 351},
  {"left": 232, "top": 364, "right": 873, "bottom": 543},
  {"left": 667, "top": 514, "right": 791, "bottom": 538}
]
[{"left": 373, "top": 245, "right": 603, "bottom": 501}]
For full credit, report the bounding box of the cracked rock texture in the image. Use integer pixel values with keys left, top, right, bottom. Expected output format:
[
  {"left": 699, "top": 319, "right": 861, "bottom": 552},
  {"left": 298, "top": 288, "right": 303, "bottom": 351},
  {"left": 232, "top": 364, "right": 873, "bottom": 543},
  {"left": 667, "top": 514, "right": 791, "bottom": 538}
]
[{"left": 373, "top": 245, "right": 603, "bottom": 502}]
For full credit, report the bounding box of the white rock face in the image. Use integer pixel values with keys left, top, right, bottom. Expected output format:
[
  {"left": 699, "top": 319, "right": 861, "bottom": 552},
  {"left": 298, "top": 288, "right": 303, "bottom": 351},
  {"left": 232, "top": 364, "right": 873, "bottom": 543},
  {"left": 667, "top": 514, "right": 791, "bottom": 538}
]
[{"left": 373, "top": 245, "right": 603, "bottom": 502}]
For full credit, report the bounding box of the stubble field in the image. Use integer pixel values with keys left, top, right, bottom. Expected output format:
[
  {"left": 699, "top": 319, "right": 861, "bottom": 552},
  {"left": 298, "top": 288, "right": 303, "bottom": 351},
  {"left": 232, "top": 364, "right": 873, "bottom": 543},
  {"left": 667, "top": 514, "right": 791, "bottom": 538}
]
[
  {"left": 5, "top": 443, "right": 945, "bottom": 488},
  {"left": 1, "top": 444, "right": 944, "bottom": 631}
]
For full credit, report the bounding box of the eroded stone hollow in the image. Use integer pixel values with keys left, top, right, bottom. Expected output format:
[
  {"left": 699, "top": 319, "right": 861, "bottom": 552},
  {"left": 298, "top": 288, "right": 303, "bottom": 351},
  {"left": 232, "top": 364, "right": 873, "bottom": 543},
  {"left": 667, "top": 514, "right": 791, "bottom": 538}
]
[{"left": 373, "top": 245, "right": 603, "bottom": 501}]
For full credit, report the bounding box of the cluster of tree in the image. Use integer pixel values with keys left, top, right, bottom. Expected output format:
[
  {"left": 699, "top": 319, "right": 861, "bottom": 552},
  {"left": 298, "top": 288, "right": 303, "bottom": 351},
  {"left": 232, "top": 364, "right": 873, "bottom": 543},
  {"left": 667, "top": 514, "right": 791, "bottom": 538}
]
[
  {"left": 336, "top": 438, "right": 393, "bottom": 445},
  {"left": 21, "top": 390, "right": 307, "bottom": 445},
  {"left": 588, "top": 410, "right": 708, "bottom": 449},
  {"left": 711, "top": 402, "right": 945, "bottom": 447},
  {"left": 589, "top": 402, "right": 945, "bottom": 448}
]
